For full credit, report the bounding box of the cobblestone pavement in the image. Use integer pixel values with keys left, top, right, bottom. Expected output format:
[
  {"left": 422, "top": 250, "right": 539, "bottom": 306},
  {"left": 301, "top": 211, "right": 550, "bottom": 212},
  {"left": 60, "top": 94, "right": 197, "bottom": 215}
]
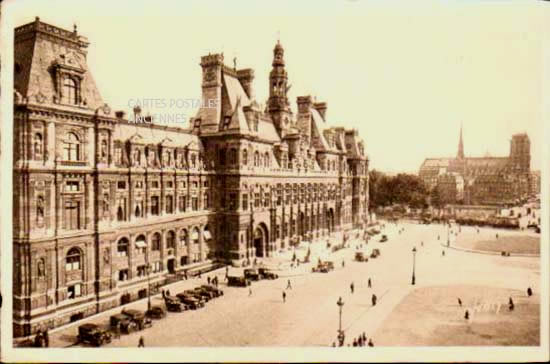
[{"left": 45, "top": 222, "right": 539, "bottom": 347}]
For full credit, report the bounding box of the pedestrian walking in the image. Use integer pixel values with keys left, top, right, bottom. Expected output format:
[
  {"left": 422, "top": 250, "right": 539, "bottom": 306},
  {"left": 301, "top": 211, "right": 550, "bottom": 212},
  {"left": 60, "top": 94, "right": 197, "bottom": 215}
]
[
  {"left": 342, "top": 260, "right": 345, "bottom": 268},
  {"left": 442, "top": 250, "right": 445, "bottom": 257},
  {"left": 282, "top": 291, "right": 286, "bottom": 303},
  {"left": 458, "top": 298, "right": 462, "bottom": 307},
  {"left": 464, "top": 310, "right": 469, "bottom": 320},
  {"left": 350, "top": 282, "right": 354, "bottom": 294},
  {"left": 371, "top": 294, "right": 377, "bottom": 306},
  {"left": 362, "top": 332, "right": 367, "bottom": 343},
  {"left": 368, "top": 338, "right": 374, "bottom": 347},
  {"left": 368, "top": 278, "right": 372, "bottom": 288},
  {"left": 421, "top": 241, "right": 424, "bottom": 247},
  {"left": 249, "top": 287, "right": 252, "bottom": 297},
  {"left": 509, "top": 297, "right": 514, "bottom": 311},
  {"left": 287, "top": 279, "right": 292, "bottom": 290},
  {"left": 207, "top": 276, "right": 211, "bottom": 285},
  {"left": 353, "top": 338, "right": 357, "bottom": 347},
  {"left": 527, "top": 287, "right": 533, "bottom": 297},
  {"left": 138, "top": 336, "right": 145, "bottom": 347},
  {"left": 44, "top": 329, "right": 50, "bottom": 348}
]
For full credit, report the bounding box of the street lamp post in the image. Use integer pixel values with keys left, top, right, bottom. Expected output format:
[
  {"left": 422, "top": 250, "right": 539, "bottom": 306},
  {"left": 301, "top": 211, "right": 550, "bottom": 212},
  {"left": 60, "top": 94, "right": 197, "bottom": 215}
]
[
  {"left": 411, "top": 247, "right": 417, "bottom": 285},
  {"left": 336, "top": 296, "right": 345, "bottom": 346},
  {"left": 145, "top": 248, "right": 152, "bottom": 311}
]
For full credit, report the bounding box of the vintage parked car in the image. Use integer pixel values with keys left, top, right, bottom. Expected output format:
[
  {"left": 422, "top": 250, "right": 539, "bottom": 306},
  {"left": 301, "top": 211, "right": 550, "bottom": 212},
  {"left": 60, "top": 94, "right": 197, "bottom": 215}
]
[
  {"left": 258, "top": 267, "right": 278, "bottom": 280},
  {"left": 145, "top": 305, "right": 166, "bottom": 319},
  {"left": 192, "top": 287, "right": 216, "bottom": 300},
  {"left": 165, "top": 297, "right": 187, "bottom": 312},
  {"left": 370, "top": 249, "right": 381, "bottom": 258},
  {"left": 121, "top": 309, "right": 153, "bottom": 330},
  {"left": 244, "top": 268, "right": 262, "bottom": 281},
  {"left": 77, "top": 323, "right": 112, "bottom": 347},
  {"left": 110, "top": 313, "right": 138, "bottom": 334},
  {"left": 355, "top": 252, "right": 368, "bottom": 262},
  {"left": 324, "top": 261, "right": 335, "bottom": 271},
  {"left": 184, "top": 289, "right": 211, "bottom": 302},
  {"left": 201, "top": 285, "right": 224, "bottom": 297},
  {"left": 379, "top": 235, "right": 388, "bottom": 243},
  {"left": 227, "top": 276, "right": 251, "bottom": 287},
  {"left": 176, "top": 293, "right": 205, "bottom": 309}
]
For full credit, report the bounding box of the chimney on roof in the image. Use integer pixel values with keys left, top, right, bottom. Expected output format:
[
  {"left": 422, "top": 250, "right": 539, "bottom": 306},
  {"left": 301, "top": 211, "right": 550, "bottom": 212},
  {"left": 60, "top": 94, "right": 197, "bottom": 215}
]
[
  {"left": 297, "top": 95, "right": 312, "bottom": 114},
  {"left": 313, "top": 102, "right": 327, "bottom": 120}
]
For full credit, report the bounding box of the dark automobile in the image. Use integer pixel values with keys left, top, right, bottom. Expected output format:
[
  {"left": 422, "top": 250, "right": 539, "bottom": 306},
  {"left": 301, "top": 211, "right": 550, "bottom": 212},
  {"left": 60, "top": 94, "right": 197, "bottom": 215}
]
[
  {"left": 227, "top": 276, "right": 251, "bottom": 287},
  {"left": 192, "top": 287, "right": 216, "bottom": 300},
  {"left": 77, "top": 323, "right": 112, "bottom": 347},
  {"left": 379, "top": 235, "right": 388, "bottom": 243},
  {"left": 145, "top": 305, "right": 166, "bottom": 319},
  {"left": 244, "top": 268, "right": 261, "bottom": 281},
  {"left": 176, "top": 293, "right": 204, "bottom": 309},
  {"left": 201, "top": 285, "right": 224, "bottom": 297},
  {"left": 184, "top": 289, "right": 210, "bottom": 302},
  {"left": 258, "top": 267, "right": 278, "bottom": 280},
  {"left": 110, "top": 313, "right": 138, "bottom": 334},
  {"left": 165, "top": 297, "right": 186, "bottom": 312},
  {"left": 370, "top": 249, "right": 381, "bottom": 258},
  {"left": 121, "top": 309, "right": 153, "bottom": 330},
  {"left": 312, "top": 263, "right": 330, "bottom": 273},
  {"left": 355, "top": 252, "right": 368, "bottom": 262}
]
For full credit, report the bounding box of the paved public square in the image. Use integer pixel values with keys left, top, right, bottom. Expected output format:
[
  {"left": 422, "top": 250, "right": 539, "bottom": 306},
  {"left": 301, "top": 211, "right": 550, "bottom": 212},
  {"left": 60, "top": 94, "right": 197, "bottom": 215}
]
[{"left": 46, "top": 221, "right": 540, "bottom": 347}]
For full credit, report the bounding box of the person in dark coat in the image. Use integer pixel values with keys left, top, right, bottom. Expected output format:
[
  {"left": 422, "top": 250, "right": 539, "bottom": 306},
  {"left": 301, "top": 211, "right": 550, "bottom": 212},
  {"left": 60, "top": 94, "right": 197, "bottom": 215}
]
[
  {"left": 162, "top": 290, "right": 166, "bottom": 299},
  {"left": 464, "top": 310, "right": 469, "bottom": 320},
  {"left": 458, "top": 298, "right": 462, "bottom": 307},
  {"left": 368, "top": 339, "right": 374, "bottom": 347},
  {"left": 350, "top": 282, "right": 354, "bottom": 294},
  {"left": 527, "top": 287, "right": 533, "bottom": 297},
  {"left": 44, "top": 329, "right": 50, "bottom": 347},
  {"left": 362, "top": 332, "right": 367, "bottom": 343},
  {"left": 138, "top": 336, "right": 145, "bottom": 347},
  {"left": 207, "top": 276, "right": 211, "bottom": 285},
  {"left": 509, "top": 297, "right": 514, "bottom": 311},
  {"left": 282, "top": 291, "right": 286, "bottom": 303},
  {"left": 368, "top": 278, "right": 372, "bottom": 288},
  {"left": 371, "top": 294, "right": 377, "bottom": 306},
  {"left": 352, "top": 338, "right": 357, "bottom": 347},
  {"left": 287, "top": 280, "right": 292, "bottom": 290}
]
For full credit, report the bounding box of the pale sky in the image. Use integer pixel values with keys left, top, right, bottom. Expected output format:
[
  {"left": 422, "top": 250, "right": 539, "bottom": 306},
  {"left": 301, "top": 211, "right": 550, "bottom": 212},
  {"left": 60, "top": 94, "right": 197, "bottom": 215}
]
[{"left": 4, "top": 0, "right": 547, "bottom": 173}]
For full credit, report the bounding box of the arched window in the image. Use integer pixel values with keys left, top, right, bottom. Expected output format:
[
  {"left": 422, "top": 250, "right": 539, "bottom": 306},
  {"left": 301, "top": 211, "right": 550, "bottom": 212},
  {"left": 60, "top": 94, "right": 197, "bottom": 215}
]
[
  {"left": 63, "top": 76, "right": 78, "bottom": 104},
  {"left": 180, "top": 229, "right": 188, "bottom": 247},
  {"left": 166, "top": 195, "right": 174, "bottom": 214},
  {"left": 66, "top": 247, "right": 81, "bottom": 271},
  {"left": 34, "top": 133, "right": 43, "bottom": 158},
  {"left": 264, "top": 152, "right": 270, "bottom": 167},
  {"left": 135, "top": 234, "right": 147, "bottom": 254},
  {"left": 242, "top": 149, "right": 248, "bottom": 165},
  {"left": 166, "top": 231, "right": 176, "bottom": 249},
  {"left": 117, "top": 238, "right": 129, "bottom": 257},
  {"left": 135, "top": 204, "right": 141, "bottom": 218},
  {"left": 152, "top": 233, "right": 161, "bottom": 251},
  {"left": 63, "top": 132, "right": 80, "bottom": 161}
]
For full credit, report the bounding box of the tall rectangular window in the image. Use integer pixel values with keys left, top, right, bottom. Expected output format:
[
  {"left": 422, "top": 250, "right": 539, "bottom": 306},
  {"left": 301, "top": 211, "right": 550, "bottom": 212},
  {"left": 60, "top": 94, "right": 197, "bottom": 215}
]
[
  {"left": 151, "top": 196, "right": 160, "bottom": 215},
  {"left": 254, "top": 193, "right": 260, "bottom": 208},
  {"left": 64, "top": 200, "right": 80, "bottom": 230},
  {"left": 166, "top": 196, "right": 174, "bottom": 214},
  {"left": 242, "top": 194, "right": 248, "bottom": 210},
  {"left": 192, "top": 197, "right": 198, "bottom": 211}
]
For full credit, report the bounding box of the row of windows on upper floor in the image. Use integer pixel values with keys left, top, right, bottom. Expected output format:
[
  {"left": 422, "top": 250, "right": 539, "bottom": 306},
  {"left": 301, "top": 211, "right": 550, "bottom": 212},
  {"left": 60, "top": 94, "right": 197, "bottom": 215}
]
[{"left": 29, "top": 131, "right": 366, "bottom": 175}]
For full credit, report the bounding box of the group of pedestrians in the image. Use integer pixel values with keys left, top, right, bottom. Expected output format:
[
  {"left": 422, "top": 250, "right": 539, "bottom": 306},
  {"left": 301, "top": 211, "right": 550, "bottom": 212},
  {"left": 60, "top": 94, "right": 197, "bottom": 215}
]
[
  {"left": 352, "top": 333, "right": 373, "bottom": 347},
  {"left": 33, "top": 328, "right": 50, "bottom": 347}
]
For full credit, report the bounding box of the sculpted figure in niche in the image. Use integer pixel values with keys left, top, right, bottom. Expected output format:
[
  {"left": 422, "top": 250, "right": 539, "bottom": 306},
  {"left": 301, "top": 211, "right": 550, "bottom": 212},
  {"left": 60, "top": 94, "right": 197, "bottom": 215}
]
[
  {"left": 100, "top": 139, "right": 108, "bottom": 161},
  {"left": 34, "top": 133, "right": 43, "bottom": 159},
  {"left": 148, "top": 149, "right": 156, "bottom": 167},
  {"left": 133, "top": 149, "right": 141, "bottom": 167},
  {"left": 36, "top": 195, "right": 45, "bottom": 227},
  {"left": 102, "top": 194, "right": 110, "bottom": 219},
  {"left": 37, "top": 258, "right": 45, "bottom": 278}
]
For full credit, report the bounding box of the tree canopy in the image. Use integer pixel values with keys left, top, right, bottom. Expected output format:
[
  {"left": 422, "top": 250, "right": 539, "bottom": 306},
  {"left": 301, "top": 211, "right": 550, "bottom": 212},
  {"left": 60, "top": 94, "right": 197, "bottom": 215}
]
[{"left": 369, "top": 170, "right": 430, "bottom": 209}]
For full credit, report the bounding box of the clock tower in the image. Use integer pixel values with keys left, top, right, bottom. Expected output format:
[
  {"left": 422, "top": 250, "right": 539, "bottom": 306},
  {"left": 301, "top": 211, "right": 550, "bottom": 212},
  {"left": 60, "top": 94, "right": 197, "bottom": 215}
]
[{"left": 268, "top": 41, "right": 292, "bottom": 137}]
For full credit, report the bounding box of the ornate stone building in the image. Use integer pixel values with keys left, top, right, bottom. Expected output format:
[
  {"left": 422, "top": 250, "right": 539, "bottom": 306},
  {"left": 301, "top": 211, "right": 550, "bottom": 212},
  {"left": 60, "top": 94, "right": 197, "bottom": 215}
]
[
  {"left": 419, "top": 126, "right": 535, "bottom": 206},
  {"left": 12, "top": 18, "right": 369, "bottom": 337}
]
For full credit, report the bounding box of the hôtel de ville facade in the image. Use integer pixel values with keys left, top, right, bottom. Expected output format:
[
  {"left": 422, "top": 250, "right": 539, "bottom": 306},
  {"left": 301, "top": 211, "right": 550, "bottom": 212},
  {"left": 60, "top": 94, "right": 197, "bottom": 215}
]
[{"left": 12, "top": 18, "right": 369, "bottom": 337}]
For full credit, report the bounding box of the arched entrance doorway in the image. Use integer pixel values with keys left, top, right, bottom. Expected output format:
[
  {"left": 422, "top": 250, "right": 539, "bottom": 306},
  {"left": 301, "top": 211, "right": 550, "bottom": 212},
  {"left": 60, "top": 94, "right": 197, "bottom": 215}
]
[{"left": 253, "top": 224, "right": 268, "bottom": 257}]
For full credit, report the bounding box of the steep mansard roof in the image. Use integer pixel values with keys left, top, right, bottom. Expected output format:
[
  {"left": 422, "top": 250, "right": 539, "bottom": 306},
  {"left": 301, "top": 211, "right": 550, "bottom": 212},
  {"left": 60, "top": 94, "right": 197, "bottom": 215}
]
[
  {"left": 14, "top": 19, "right": 105, "bottom": 113},
  {"left": 113, "top": 123, "right": 203, "bottom": 150}
]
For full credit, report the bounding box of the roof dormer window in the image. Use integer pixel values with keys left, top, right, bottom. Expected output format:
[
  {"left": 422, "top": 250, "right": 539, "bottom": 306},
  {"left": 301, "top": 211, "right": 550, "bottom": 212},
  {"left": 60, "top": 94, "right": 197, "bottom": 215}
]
[{"left": 63, "top": 76, "right": 78, "bottom": 104}]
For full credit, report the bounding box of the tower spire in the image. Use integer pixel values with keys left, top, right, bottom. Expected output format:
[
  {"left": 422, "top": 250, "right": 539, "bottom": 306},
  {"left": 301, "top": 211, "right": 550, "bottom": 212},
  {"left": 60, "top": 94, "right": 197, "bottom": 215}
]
[{"left": 457, "top": 123, "right": 464, "bottom": 159}]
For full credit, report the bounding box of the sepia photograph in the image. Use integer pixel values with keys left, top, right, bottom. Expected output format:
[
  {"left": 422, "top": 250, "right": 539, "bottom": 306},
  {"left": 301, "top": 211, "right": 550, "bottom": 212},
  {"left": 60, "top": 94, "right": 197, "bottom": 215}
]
[{"left": 0, "top": 0, "right": 548, "bottom": 362}]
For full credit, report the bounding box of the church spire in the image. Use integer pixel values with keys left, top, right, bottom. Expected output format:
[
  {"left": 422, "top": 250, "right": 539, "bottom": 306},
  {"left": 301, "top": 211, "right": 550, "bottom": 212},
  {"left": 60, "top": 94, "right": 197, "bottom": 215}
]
[{"left": 457, "top": 124, "right": 464, "bottom": 159}]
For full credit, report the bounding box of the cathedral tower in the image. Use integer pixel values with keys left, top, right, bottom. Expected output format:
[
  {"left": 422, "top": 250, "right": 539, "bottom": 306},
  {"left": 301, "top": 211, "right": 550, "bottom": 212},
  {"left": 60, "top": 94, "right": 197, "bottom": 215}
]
[{"left": 510, "top": 133, "right": 530, "bottom": 172}]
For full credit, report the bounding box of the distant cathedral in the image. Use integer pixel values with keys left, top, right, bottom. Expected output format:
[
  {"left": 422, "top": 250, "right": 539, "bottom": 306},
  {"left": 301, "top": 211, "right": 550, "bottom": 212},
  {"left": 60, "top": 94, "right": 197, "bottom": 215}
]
[{"left": 419, "top": 127, "right": 537, "bottom": 206}]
